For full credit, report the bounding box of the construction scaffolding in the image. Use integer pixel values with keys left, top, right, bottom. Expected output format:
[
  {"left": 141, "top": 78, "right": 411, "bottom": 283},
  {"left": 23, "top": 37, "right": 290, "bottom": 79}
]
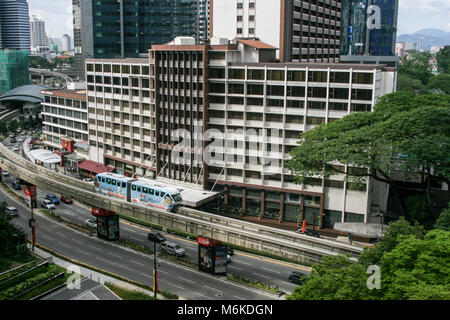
[{"left": 0, "top": 49, "right": 30, "bottom": 95}]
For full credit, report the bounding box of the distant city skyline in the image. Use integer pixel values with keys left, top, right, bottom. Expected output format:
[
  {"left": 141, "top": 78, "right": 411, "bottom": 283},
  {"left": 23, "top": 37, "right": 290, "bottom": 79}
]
[{"left": 26, "top": 0, "right": 450, "bottom": 40}]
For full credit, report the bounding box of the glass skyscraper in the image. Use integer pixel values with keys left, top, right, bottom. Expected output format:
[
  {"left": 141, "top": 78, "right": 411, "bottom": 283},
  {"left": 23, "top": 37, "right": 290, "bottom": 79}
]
[
  {"left": 341, "top": 0, "right": 398, "bottom": 57},
  {"left": 0, "top": 0, "right": 30, "bottom": 94},
  {"left": 73, "top": 0, "right": 198, "bottom": 80}
]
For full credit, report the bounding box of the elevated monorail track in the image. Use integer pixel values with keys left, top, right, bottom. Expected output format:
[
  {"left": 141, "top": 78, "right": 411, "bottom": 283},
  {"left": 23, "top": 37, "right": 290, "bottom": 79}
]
[{"left": 0, "top": 142, "right": 363, "bottom": 264}]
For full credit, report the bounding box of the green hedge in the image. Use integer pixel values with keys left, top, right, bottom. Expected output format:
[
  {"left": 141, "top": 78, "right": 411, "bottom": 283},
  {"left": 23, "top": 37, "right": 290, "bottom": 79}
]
[
  {"left": 0, "top": 265, "right": 62, "bottom": 300},
  {"left": 0, "top": 260, "right": 39, "bottom": 284},
  {"left": 104, "top": 282, "right": 156, "bottom": 300}
]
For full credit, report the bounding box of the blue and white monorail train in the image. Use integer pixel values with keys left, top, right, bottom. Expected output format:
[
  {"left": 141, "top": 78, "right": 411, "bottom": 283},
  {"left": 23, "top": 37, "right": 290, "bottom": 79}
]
[{"left": 94, "top": 172, "right": 182, "bottom": 211}]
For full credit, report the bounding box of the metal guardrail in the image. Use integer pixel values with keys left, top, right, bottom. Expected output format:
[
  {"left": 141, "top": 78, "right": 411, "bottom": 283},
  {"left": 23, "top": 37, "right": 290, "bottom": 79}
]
[{"left": 0, "top": 142, "right": 362, "bottom": 262}]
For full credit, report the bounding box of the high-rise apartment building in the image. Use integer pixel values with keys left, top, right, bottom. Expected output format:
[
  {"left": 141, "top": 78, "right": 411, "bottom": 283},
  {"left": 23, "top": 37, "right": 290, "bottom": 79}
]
[
  {"left": 30, "top": 16, "right": 47, "bottom": 48},
  {"left": 62, "top": 34, "right": 71, "bottom": 52},
  {"left": 340, "top": 0, "right": 399, "bottom": 66},
  {"left": 198, "top": 0, "right": 210, "bottom": 43},
  {"left": 72, "top": 0, "right": 198, "bottom": 80},
  {"left": 86, "top": 36, "right": 397, "bottom": 227},
  {"left": 211, "top": 0, "right": 342, "bottom": 63}
]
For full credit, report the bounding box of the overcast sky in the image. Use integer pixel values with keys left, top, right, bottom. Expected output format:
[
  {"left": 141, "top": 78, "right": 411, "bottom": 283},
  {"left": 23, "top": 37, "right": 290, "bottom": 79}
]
[{"left": 27, "top": 0, "right": 450, "bottom": 40}]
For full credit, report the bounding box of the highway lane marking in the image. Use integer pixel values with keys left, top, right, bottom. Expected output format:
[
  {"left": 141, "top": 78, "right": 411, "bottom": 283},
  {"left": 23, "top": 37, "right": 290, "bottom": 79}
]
[
  {"left": 233, "top": 295, "right": 245, "bottom": 300},
  {"left": 71, "top": 238, "right": 84, "bottom": 246},
  {"left": 233, "top": 260, "right": 251, "bottom": 266},
  {"left": 96, "top": 257, "right": 110, "bottom": 264},
  {"left": 130, "top": 260, "right": 145, "bottom": 267},
  {"left": 88, "top": 245, "right": 102, "bottom": 251},
  {"left": 59, "top": 243, "right": 71, "bottom": 249},
  {"left": 108, "top": 253, "right": 123, "bottom": 259},
  {"left": 177, "top": 276, "right": 194, "bottom": 284},
  {"left": 117, "top": 265, "right": 135, "bottom": 272},
  {"left": 262, "top": 267, "right": 281, "bottom": 274},
  {"left": 129, "top": 236, "right": 142, "bottom": 242},
  {"left": 251, "top": 272, "right": 272, "bottom": 280},
  {"left": 76, "top": 249, "right": 91, "bottom": 256},
  {"left": 194, "top": 293, "right": 213, "bottom": 300},
  {"left": 166, "top": 282, "right": 186, "bottom": 290},
  {"left": 1, "top": 184, "right": 282, "bottom": 299},
  {"left": 157, "top": 269, "right": 168, "bottom": 275},
  {"left": 228, "top": 265, "right": 242, "bottom": 271},
  {"left": 203, "top": 285, "right": 223, "bottom": 294}
]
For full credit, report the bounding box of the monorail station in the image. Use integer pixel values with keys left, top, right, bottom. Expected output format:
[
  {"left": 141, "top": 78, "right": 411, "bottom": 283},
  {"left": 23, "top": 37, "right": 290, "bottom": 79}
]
[
  {"left": 23, "top": 140, "right": 61, "bottom": 170},
  {"left": 155, "top": 177, "right": 219, "bottom": 208}
]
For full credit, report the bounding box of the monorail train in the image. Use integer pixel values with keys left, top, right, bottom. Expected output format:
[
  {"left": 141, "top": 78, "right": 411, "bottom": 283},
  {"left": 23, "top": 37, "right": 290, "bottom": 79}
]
[{"left": 94, "top": 172, "right": 182, "bottom": 211}]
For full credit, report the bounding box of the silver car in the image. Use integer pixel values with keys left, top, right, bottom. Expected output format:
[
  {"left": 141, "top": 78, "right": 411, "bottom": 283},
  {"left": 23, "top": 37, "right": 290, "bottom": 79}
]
[
  {"left": 85, "top": 219, "right": 97, "bottom": 229},
  {"left": 41, "top": 199, "right": 56, "bottom": 210},
  {"left": 160, "top": 241, "right": 185, "bottom": 257}
]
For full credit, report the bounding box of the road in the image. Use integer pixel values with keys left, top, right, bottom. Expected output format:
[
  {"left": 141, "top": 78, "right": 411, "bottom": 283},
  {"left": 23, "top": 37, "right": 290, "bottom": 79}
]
[{"left": 1, "top": 136, "right": 311, "bottom": 297}]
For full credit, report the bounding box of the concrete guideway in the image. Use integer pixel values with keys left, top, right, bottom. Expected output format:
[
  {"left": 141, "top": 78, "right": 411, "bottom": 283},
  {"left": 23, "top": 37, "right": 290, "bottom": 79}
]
[{"left": 0, "top": 142, "right": 363, "bottom": 265}]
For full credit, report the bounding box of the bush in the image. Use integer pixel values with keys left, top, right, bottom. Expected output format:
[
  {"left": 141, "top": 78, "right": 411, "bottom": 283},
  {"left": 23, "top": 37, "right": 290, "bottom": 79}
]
[{"left": 104, "top": 282, "right": 156, "bottom": 300}]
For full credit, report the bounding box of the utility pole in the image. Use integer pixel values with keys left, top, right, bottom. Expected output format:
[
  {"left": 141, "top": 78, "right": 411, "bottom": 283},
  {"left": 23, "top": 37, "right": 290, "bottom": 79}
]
[{"left": 154, "top": 241, "right": 157, "bottom": 299}]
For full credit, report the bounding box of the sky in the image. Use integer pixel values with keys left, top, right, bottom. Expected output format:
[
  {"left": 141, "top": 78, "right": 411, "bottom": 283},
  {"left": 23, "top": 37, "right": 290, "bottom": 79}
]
[{"left": 27, "top": 0, "right": 450, "bottom": 40}]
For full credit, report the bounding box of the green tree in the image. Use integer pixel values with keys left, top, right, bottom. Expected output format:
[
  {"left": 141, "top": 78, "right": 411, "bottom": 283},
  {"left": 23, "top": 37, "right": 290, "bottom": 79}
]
[
  {"left": 8, "top": 120, "right": 19, "bottom": 133},
  {"left": 287, "top": 91, "right": 450, "bottom": 221},
  {"left": 428, "top": 74, "right": 450, "bottom": 94},
  {"left": 397, "top": 73, "right": 427, "bottom": 93},
  {"left": 29, "top": 55, "right": 52, "bottom": 70},
  {"left": 359, "top": 217, "right": 425, "bottom": 266},
  {"left": 380, "top": 230, "right": 450, "bottom": 299},
  {"left": 399, "top": 50, "right": 434, "bottom": 85},
  {"left": 287, "top": 220, "right": 450, "bottom": 300},
  {"left": 436, "top": 45, "right": 450, "bottom": 74},
  {"left": 434, "top": 204, "right": 450, "bottom": 231},
  {"left": 0, "top": 201, "right": 31, "bottom": 269},
  {"left": 286, "top": 255, "right": 378, "bottom": 300},
  {"left": 0, "top": 122, "right": 7, "bottom": 135}
]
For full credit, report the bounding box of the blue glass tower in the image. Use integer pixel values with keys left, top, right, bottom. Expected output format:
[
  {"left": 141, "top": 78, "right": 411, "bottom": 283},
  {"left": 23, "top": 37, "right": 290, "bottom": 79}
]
[
  {"left": 74, "top": 0, "right": 198, "bottom": 79},
  {"left": 341, "top": 0, "right": 398, "bottom": 58}
]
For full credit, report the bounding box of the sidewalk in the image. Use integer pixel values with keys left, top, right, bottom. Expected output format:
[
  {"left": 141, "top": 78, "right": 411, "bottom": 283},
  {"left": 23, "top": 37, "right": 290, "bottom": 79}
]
[{"left": 31, "top": 245, "right": 162, "bottom": 300}]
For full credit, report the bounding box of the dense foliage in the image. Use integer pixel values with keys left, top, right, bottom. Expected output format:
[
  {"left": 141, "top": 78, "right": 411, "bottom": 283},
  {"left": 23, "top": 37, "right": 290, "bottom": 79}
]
[
  {"left": 0, "top": 201, "right": 31, "bottom": 270},
  {"left": 286, "top": 217, "right": 450, "bottom": 300},
  {"left": 287, "top": 91, "right": 450, "bottom": 224}
]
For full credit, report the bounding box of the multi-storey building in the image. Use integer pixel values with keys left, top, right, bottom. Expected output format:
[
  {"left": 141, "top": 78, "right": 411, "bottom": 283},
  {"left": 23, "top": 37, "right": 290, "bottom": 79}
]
[
  {"left": 340, "top": 0, "right": 399, "bottom": 67},
  {"left": 86, "top": 36, "right": 397, "bottom": 228},
  {"left": 0, "top": 0, "right": 30, "bottom": 50},
  {"left": 0, "top": 0, "right": 30, "bottom": 94},
  {"left": 41, "top": 88, "right": 89, "bottom": 151},
  {"left": 30, "top": 16, "right": 46, "bottom": 48},
  {"left": 85, "top": 58, "right": 156, "bottom": 178},
  {"left": 62, "top": 34, "right": 71, "bottom": 53},
  {"left": 72, "top": 0, "right": 198, "bottom": 80},
  {"left": 211, "top": 0, "right": 342, "bottom": 63},
  {"left": 198, "top": 0, "right": 211, "bottom": 43}
]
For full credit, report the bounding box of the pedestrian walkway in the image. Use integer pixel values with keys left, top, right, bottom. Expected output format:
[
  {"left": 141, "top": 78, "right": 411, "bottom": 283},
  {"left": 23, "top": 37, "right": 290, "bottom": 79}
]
[{"left": 31, "top": 246, "right": 161, "bottom": 300}]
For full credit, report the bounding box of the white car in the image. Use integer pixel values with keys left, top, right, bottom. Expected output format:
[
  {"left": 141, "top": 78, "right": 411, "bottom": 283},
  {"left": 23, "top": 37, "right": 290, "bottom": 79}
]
[
  {"left": 12, "top": 146, "right": 19, "bottom": 152},
  {"left": 85, "top": 219, "right": 97, "bottom": 229},
  {"left": 17, "top": 138, "right": 25, "bottom": 142},
  {"left": 41, "top": 199, "right": 56, "bottom": 210},
  {"left": 2, "top": 170, "right": 10, "bottom": 177},
  {"left": 83, "top": 178, "right": 94, "bottom": 184}
]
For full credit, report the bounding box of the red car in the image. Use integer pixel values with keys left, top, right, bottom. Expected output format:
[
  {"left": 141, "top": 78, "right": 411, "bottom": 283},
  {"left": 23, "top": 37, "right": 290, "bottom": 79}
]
[{"left": 60, "top": 196, "right": 73, "bottom": 204}]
